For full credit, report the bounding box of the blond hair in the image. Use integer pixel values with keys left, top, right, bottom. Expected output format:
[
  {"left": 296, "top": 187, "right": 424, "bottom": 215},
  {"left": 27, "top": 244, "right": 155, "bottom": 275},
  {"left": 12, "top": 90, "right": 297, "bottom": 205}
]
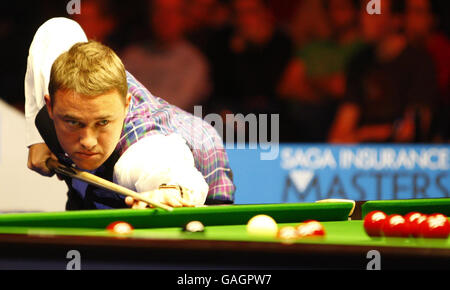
[{"left": 49, "top": 40, "right": 127, "bottom": 103}]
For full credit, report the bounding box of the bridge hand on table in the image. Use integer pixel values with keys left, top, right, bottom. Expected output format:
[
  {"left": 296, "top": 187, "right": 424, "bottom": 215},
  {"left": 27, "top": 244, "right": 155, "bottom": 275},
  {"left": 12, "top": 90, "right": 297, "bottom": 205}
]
[{"left": 124, "top": 186, "right": 196, "bottom": 209}]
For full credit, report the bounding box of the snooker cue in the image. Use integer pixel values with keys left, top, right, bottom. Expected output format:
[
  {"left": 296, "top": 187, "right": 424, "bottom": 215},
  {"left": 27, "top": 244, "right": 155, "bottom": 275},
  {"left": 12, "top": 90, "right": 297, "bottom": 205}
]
[{"left": 46, "top": 158, "right": 173, "bottom": 211}]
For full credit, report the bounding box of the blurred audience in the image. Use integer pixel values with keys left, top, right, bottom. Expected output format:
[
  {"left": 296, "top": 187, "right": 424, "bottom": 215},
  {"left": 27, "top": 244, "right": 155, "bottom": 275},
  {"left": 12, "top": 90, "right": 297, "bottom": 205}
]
[
  {"left": 185, "top": 0, "right": 231, "bottom": 51},
  {"left": 278, "top": 0, "right": 363, "bottom": 142},
  {"left": 120, "top": 0, "right": 211, "bottom": 112},
  {"left": 2, "top": 0, "right": 448, "bottom": 142},
  {"left": 184, "top": 0, "right": 233, "bottom": 113},
  {"left": 328, "top": 0, "right": 439, "bottom": 143},
  {"left": 205, "top": 0, "right": 293, "bottom": 118},
  {"left": 404, "top": 0, "right": 449, "bottom": 141},
  {"left": 71, "top": 0, "right": 117, "bottom": 46}
]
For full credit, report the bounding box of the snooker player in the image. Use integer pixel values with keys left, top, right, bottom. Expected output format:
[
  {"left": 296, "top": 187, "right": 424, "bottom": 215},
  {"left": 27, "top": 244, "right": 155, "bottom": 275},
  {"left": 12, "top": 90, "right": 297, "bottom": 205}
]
[{"left": 25, "top": 18, "right": 235, "bottom": 210}]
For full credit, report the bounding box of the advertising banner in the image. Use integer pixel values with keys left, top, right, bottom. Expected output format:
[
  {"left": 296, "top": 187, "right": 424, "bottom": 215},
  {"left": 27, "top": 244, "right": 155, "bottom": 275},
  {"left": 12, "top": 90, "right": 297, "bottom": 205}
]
[{"left": 227, "top": 144, "right": 450, "bottom": 204}]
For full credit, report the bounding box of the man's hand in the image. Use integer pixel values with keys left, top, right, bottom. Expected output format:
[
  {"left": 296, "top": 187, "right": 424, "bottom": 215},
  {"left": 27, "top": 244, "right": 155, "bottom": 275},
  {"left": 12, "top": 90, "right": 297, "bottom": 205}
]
[
  {"left": 27, "top": 142, "right": 58, "bottom": 177},
  {"left": 125, "top": 187, "right": 196, "bottom": 209}
]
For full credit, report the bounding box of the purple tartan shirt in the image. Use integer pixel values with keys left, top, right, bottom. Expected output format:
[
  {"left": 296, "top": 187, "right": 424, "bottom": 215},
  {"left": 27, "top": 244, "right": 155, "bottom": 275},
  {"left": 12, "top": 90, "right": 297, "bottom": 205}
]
[{"left": 116, "top": 72, "right": 235, "bottom": 203}]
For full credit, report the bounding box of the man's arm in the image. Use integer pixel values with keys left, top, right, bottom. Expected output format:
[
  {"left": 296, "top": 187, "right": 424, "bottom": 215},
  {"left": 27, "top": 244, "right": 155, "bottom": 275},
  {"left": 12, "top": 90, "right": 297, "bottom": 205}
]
[{"left": 113, "top": 134, "right": 209, "bottom": 208}]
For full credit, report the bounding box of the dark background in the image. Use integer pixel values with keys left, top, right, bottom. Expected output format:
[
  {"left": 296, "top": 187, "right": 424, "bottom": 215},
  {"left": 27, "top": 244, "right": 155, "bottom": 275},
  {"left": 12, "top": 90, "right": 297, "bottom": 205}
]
[{"left": 1, "top": 0, "right": 448, "bottom": 143}]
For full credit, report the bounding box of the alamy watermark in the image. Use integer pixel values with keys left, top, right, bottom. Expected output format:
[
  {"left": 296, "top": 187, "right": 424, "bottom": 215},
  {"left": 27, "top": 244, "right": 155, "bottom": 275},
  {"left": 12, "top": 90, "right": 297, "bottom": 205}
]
[
  {"left": 366, "top": 0, "right": 381, "bottom": 15},
  {"left": 67, "top": 0, "right": 381, "bottom": 16},
  {"left": 66, "top": 0, "right": 81, "bottom": 15},
  {"left": 193, "top": 106, "right": 280, "bottom": 161},
  {"left": 66, "top": 249, "right": 81, "bottom": 270},
  {"left": 366, "top": 250, "right": 381, "bottom": 270}
]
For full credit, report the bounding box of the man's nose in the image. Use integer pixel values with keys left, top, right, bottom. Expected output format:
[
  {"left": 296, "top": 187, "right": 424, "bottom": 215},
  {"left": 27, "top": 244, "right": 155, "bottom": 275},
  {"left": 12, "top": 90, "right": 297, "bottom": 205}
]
[{"left": 79, "top": 128, "right": 98, "bottom": 150}]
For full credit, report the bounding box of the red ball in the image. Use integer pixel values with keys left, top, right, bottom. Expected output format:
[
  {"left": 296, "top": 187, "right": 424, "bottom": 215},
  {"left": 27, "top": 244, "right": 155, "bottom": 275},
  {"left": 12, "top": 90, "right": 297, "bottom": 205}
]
[
  {"left": 404, "top": 212, "right": 427, "bottom": 237},
  {"left": 420, "top": 213, "right": 450, "bottom": 239},
  {"left": 382, "top": 214, "right": 410, "bottom": 237},
  {"left": 106, "top": 221, "right": 134, "bottom": 235},
  {"left": 363, "top": 211, "right": 387, "bottom": 237},
  {"left": 296, "top": 220, "right": 325, "bottom": 237}
]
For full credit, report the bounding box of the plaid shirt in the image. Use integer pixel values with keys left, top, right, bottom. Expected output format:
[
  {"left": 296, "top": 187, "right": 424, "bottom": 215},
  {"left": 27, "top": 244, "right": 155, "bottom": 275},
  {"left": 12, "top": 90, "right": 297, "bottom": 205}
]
[{"left": 116, "top": 72, "right": 235, "bottom": 203}]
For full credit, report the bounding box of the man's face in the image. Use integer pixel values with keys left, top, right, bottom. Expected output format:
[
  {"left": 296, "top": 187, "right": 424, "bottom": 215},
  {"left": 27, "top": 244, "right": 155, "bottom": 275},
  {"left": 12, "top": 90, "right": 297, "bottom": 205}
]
[{"left": 45, "top": 89, "right": 129, "bottom": 171}]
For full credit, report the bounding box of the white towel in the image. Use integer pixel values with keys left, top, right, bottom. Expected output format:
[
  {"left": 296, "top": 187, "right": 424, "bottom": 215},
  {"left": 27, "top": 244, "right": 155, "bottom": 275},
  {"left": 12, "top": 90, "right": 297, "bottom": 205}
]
[{"left": 24, "top": 17, "right": 87, "bottom": 147}]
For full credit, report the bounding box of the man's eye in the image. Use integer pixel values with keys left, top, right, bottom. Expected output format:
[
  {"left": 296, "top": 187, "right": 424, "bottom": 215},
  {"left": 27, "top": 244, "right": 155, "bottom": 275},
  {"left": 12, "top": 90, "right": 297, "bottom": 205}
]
[
  {"left": 98, "top": 120, "right": 109, "bottom": 126},
  {"left": 65, "top": 120, "right": 80, "bottom": 126}
]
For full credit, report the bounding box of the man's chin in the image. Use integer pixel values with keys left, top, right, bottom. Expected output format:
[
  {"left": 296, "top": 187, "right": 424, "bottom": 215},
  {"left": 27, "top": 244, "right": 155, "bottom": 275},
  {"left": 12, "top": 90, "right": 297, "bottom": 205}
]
[{"left": 72, "top": 159, "right": 104, "bottom": 171}]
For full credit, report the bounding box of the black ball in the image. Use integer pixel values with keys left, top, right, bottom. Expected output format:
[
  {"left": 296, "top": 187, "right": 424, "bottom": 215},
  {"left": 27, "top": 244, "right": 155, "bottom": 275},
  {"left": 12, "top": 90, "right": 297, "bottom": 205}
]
[{"left": 183, "top": 221, "right": 205, "bottom": 233}]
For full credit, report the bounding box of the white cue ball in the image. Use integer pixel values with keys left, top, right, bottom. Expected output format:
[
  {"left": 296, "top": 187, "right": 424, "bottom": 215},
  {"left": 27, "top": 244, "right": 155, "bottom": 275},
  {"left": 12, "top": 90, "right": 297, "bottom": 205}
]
[{"left": 246, "top": 214, "right": 278, "bottom": 237}]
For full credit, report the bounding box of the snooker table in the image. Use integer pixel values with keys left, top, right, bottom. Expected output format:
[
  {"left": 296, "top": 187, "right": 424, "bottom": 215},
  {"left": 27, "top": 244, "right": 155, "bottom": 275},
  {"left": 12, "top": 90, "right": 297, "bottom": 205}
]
[{"left": 0, "top": 199, "right": 448, "bottom": 270}]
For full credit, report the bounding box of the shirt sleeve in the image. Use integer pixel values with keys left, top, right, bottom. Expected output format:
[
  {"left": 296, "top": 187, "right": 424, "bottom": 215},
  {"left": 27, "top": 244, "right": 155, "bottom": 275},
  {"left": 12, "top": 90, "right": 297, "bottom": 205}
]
[{"left": 113, "top": 134, "right": 209, "bottom": 205}]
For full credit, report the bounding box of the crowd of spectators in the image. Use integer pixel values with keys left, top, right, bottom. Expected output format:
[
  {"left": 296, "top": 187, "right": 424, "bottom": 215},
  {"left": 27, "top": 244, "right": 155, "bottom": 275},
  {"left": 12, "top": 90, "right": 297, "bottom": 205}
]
[{"left": 1, "top": 0, "right": 448, "bottom": 143}]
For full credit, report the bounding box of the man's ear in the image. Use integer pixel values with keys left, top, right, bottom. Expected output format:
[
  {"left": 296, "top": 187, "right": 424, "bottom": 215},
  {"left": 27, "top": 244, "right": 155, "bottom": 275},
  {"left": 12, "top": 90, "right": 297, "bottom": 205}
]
[{"left": 44, "top": 94, "right": 53, "bottom": 119}]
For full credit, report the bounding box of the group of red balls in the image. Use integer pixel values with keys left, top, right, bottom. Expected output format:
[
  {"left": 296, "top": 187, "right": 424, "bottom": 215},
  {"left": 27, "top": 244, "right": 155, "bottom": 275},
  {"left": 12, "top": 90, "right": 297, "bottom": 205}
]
[
  {"left": 277, "top": 220, "right": 326, "bottom": 240},
  {"left": 363, "top": 211, "right": 450, "bottom": 239}
]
